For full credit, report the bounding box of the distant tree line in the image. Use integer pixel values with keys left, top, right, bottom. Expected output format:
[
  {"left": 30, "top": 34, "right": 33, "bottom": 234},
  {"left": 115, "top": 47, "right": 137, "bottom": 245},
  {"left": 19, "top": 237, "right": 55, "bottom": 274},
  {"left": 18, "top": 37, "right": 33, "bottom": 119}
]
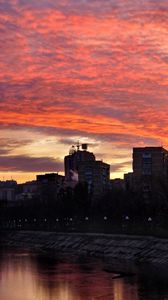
[{"left": 1, "top": 178, "right": 168, "bottom": 233}]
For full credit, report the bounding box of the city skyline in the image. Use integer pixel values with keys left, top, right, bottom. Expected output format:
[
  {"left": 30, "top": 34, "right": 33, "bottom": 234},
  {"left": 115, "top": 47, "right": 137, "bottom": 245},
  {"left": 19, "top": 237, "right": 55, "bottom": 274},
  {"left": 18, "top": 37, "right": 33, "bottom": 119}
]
[{"left": 0, "top": 0, "right": 168, "bottom": 183}]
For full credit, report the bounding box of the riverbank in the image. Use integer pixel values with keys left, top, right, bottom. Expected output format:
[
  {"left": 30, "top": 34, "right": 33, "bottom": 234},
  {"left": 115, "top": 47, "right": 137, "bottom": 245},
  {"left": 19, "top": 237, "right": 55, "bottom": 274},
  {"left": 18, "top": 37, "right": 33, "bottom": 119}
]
[{"left": 1, "top": 230, "right": 168, "bottom": 267}]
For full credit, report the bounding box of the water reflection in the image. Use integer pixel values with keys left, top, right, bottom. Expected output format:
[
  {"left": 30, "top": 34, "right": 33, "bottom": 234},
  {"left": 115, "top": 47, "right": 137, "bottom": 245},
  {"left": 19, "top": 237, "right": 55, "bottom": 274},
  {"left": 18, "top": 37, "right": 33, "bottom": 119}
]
[{"left": 0, "top": 250, "right": 168, "bottom": 300}]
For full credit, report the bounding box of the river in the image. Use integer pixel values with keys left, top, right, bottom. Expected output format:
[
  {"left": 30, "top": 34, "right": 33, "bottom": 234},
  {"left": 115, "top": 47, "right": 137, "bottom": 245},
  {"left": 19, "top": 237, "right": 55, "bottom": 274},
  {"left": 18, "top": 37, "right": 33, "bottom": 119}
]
[{"left": 0, "top": 249, "right": 168, "bottom": 300}]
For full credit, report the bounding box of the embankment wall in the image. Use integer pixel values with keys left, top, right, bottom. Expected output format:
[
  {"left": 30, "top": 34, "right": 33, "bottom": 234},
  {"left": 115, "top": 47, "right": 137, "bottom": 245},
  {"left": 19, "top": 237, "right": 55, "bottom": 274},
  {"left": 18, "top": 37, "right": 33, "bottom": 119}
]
[{"left": 1, "top": 231, "right": 168, "bottom": 265}]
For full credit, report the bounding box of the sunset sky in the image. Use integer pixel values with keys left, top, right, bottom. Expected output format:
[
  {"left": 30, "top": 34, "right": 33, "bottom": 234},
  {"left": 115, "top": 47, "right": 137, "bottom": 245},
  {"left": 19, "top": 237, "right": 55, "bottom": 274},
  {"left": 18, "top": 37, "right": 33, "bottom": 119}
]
[{"left": 0, "top": 0, "right": 168, "bottom": 183}]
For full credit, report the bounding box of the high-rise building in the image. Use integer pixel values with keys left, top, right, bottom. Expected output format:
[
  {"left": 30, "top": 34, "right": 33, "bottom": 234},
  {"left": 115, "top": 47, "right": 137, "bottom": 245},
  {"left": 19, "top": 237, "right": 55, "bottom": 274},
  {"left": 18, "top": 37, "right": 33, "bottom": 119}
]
[
  {"left": 133, "top": 147, "right": 168, "bottom": 192},
  {"left": 64, "top": 143, "right": 95, "bottom": 183},
  {"left": 78, "top": 160, "right": 110, "bottom": 200},
  {"left": 64, "top": 143, "right": 110, "bottom": 198}
]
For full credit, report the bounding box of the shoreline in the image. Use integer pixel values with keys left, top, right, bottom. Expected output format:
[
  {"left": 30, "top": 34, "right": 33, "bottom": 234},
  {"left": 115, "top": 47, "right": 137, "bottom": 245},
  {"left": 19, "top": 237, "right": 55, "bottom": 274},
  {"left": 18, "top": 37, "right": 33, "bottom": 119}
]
[
  {"left": 2, "top": 231, "right": 168, "bottom": 283},
  {"left": 1, "top": 230, "right": 168, "bottom": 266}
]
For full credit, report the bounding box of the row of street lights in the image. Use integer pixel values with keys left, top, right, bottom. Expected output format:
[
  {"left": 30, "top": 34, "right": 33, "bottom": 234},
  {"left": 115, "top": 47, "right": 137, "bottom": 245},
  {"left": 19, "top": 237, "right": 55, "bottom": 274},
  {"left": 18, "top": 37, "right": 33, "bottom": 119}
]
[{"left": 6, "top": 216, "right": 153, "bottom": 223}]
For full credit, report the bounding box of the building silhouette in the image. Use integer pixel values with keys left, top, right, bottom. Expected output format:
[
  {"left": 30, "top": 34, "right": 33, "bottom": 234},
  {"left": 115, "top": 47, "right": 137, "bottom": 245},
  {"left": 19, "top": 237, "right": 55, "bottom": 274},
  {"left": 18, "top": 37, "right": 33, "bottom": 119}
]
[
  {"left": 0, "top": 180, "right": 17, "bottom": 203},
  {"left": 64, "top": 143, "right": 95, "bottom": 184},
  {"left": 124, "top": 172, "right": 134, "bottom": 191},
  {"left": 36, "top": 173, "right": 64, "bottom": 184},
  {"left": 64, "top": 143, "right": 110, "bottom": 199},
  {"left": 133, "top": 147, "right": 168, "bottom": 194},
  {"left": 78, "top": 160, "right": 110, "bottom": 200}
]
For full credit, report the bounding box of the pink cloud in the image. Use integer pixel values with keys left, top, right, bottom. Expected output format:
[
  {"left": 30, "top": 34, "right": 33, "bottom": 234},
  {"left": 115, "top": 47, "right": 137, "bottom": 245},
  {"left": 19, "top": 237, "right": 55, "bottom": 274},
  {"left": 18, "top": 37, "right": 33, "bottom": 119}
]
[{"left": 0, "top": 0, "right": 168, "bottom": 178}]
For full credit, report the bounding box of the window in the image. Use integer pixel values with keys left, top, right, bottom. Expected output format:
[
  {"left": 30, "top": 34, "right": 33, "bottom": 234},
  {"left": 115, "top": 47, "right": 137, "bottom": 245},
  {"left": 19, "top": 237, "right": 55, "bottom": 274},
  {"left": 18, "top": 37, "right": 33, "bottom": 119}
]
[{"left": 142, "top": 153, "right": 152, "bottom": 175}]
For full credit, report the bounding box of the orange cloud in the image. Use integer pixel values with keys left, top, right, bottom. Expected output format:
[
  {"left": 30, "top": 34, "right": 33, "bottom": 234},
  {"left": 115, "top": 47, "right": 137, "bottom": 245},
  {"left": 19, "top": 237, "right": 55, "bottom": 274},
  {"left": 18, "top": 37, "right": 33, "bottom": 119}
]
[{"left": 0, "top": 0, "right": 168, "bottom": 180}]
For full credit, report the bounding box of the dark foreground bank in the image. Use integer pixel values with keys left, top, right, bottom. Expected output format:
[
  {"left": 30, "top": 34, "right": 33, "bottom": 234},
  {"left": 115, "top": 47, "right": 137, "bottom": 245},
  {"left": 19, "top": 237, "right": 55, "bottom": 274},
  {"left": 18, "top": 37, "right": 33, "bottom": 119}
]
[{"left": 1, "top": 230, "right": 168, "bottom": 267}]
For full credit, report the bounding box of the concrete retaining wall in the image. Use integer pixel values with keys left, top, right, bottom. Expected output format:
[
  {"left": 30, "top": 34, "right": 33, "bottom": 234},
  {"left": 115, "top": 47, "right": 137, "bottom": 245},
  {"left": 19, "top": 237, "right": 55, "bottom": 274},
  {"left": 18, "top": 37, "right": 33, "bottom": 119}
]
[{"left": 1, "top": 231, "right": 168, "bottom": 265}]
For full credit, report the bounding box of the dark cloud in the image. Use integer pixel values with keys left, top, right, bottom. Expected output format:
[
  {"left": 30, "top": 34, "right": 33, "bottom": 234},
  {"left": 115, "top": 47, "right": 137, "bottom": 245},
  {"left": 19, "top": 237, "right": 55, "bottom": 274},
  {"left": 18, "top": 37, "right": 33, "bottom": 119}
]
[
  {"left": 57, "top": 138, "right": 77, "bottom": 146},
  {"left": 0, "top": 123, "right": 159, "bottom": 148},
  {"left": 11, "top": 0, "right": 168, "bottom": 19},
  {"left": 93, "top": 133, "right": 158, "bottom": 148},
  {"left": 0, "top": 138, "right": 32, "bottom": 154},
  {"left": 0, "top": 155, "right": 63, "bottom": 172},
  {"left": 96, "top": 152, "right": 131, "bottom": 160},
  {"left": 58, "top": 138, "right": 99, "bottom": 148},
  {"left": 0, "top": 123, "right": 87, "bottom": 137},
  {"left": 0, "top": 149, "right": 10, "bottom": 155}
]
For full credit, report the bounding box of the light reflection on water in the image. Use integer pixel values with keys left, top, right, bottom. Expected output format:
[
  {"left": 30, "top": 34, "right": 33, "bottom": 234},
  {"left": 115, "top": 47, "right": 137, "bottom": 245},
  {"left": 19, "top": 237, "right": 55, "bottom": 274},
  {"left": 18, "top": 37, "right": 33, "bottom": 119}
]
[{"left": 0, "top": 250, "right": 168, "bottom": 300}]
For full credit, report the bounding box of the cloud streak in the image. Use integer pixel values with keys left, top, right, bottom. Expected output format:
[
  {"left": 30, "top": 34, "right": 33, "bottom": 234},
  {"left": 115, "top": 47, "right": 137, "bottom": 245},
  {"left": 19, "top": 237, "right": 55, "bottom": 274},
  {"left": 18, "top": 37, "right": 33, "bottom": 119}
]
[{"left": 0, "top": 155, "right": 63, "bottom": 172}]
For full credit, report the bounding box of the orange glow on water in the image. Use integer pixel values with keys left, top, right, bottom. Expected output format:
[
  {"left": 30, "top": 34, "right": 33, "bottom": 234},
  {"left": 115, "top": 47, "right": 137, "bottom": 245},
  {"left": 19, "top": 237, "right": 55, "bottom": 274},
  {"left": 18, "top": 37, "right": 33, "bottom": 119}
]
[{"left": 0, "top": 252, "right": 139, "bottom": 300}]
